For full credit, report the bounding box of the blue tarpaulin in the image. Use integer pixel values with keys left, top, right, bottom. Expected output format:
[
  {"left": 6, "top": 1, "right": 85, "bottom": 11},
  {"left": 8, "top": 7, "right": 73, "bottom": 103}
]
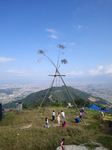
[{"left": 88, "top": 105, "right": 110, "bottom": 112}]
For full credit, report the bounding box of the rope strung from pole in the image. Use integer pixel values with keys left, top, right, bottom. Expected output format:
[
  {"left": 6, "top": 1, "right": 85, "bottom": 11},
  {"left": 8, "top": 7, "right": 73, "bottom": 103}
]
[
  {"left": 43, "top": 77, "right": 56, "bottom": 112},
  {"left": 30, "top": 77, "right": 55, "bottom": 125}
]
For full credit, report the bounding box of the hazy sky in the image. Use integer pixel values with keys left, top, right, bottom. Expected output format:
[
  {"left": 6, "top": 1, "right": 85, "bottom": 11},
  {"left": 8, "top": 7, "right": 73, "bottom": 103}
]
[{"left": 0, "top": 0, "right": 112, "bottom": 84}]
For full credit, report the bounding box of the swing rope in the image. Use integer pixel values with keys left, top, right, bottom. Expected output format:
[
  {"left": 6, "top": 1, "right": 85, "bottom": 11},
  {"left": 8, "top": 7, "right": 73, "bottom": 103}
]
[
  {"left": 30, "top": 77, "right": 56, "bottom": 125},
  {"left": 20, "top": 77, "right": 56, "bottom": 129}
]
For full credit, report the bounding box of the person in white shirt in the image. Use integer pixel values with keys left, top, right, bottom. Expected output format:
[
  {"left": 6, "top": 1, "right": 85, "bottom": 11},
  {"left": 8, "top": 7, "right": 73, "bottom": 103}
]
[
  {"left": 61, "top": 110, "right": 66, "bottom": 122},
  {"left": 101, "top": 111, "right": 104, "bottom": 117},
  {"left": 52, "top": 110, "right": 55, "bottom": 121},
  {"left": 45, "top": 117, "right": 49, "bottom": 128}
]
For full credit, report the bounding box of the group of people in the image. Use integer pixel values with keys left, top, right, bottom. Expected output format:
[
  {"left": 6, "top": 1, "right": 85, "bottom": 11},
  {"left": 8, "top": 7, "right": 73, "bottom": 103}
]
[
  {"left": 54, "top": 110, "right": 66, "bottom": 124},
  {"left": 45, "top": 107, "right": 106, "bottom": 150},
  {"left": 75, "top": 107, "right": 85, "bottom": 123},
  {"left": 45, "top": 108, "right": 85, "bottom": 128},
  {"left": 45, "top": 110, "right": 66, "bottom": 128}
]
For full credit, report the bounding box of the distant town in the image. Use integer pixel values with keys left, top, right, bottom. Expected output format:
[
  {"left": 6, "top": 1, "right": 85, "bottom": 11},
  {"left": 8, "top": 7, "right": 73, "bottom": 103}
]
[{"left": 0, "top": 83, "right": 50, "bottom": 104}]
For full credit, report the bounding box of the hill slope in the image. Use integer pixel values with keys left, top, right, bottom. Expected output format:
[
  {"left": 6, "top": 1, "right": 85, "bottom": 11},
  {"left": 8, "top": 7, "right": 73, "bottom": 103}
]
[{"left": 3, "top": 86, "right": 112, "bottom": 109}]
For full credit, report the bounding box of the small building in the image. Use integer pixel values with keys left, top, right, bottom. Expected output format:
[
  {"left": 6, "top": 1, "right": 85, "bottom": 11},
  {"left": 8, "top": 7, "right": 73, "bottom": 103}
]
[{"left": 16, "top": 102, "right": 23, "bottom": 111}]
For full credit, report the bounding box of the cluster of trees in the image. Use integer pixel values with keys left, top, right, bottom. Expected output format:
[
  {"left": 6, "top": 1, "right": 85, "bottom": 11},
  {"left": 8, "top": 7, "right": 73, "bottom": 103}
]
[
  {"left": 23, "top": 98, "right": 91, "bottom": 109},
  {"left": 74, "top": 98, "right": 91, "bottom": 107}
]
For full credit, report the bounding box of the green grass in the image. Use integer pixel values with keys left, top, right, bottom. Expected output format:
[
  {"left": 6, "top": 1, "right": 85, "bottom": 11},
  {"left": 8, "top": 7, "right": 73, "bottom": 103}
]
[
  {"left": 0, "top": 107, "right": 112, "bottom": 150},
  {"left": 98, "top": 136, "right": 112, "bottom": 150}
]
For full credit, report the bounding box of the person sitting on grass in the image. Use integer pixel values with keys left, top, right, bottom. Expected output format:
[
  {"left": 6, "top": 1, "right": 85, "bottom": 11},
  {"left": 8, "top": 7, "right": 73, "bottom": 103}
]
[
  {"left": 62, "top": 121, "right": 66, "bottom": 127},
  {"left": 45, "top": 117, "right": 49, "bottom": 128},
  {"left": 60, "top": 138, "right": 65, "bottom": 150},
  {"left": 75, "top": 116, "right": 80, "bottom": 123}
]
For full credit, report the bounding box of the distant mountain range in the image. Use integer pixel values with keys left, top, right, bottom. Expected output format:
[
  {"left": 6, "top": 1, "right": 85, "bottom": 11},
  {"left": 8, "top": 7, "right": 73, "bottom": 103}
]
[{"left": 3, "top": 86, "right": 112, "bottom": 109}]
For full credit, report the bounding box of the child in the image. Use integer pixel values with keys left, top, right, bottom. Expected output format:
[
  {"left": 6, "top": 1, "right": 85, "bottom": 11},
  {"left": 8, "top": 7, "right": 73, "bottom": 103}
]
[
  {"left": 45, "top": 117, "right": 49, "bottom": 128},
  {"left": 52, "top": 110, "right": 55, "bottom": 121},
  {"left": 79, "top": 111, "right": 82, "bottom": 119},
  {"left": 62, "top": 121, "right": 66, "bottom": 127},
  {"left": 57, "top": 113, "right": 60, "bottom": 124},
  {"left": 60, "top": 138, "right": 65, "bottom": 150}
]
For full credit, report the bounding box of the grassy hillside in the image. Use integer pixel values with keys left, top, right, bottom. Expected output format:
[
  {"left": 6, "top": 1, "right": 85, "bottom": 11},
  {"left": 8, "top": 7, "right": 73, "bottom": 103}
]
[
  {"left": 0, "top": 107, "right": 112, "bottom": 150},
  {"left": 3, "top": 86, "right": 112, "bottom": 110}
]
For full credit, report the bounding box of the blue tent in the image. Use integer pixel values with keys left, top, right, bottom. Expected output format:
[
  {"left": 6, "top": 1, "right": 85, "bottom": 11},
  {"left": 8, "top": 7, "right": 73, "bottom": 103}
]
[{"left": 88, "top": 105, "right": 110, "bottom": 112}]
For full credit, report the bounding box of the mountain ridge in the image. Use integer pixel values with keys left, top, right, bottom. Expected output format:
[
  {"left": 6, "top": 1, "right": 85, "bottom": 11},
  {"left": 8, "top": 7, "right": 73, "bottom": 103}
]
[{"left": 3, "top": 86, "right": 112, "bottom": 109}]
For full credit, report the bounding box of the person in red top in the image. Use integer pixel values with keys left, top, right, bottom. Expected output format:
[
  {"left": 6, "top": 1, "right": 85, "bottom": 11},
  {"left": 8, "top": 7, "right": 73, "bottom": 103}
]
[
  {"left": 62, "top": 121, "right": 66, "bottom": 127},
  {"left": 60, "top": 138, "right": 65, "bottom": 150}
]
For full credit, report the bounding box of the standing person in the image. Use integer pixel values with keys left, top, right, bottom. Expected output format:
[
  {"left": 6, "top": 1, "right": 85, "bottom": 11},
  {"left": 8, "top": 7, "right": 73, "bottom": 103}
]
[
  {"left": 61, "top": 110, "right": 66, "bottom": 122},
  {"left": 52, "top": 110, "right": 55, "bottom": 121},
  {"left": 60, "top": 138, "right": 65, "bottom": 150},
  {"left": 45, "top": 117, "right": 49, "bottom": 128},
  {"left": 81, "top": 107, "right": 84, "bottom": 117},
  {"left": 57, "top": 113, "right": 60, "bottom": 124},
  {"left": 79, "top": 111, "right": 82, "bottom": 119},
  {"left": 101, "top": 111, "right": 104, "bottom": 117}
]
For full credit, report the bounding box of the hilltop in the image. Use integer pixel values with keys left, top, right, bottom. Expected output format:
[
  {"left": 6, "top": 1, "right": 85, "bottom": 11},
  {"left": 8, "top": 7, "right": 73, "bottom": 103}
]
[
  {"left": 3, "top": 86, "right": 112, "bottom": 110},
  {"left": 0, "top": 107, "right": 112, "bottom": 150}
]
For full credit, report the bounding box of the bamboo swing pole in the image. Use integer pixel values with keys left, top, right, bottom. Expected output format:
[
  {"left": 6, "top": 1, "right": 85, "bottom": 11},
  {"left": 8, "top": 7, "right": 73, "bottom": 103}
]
[{"left": 43, "top": 54, "right": 86, "bottom": 124}]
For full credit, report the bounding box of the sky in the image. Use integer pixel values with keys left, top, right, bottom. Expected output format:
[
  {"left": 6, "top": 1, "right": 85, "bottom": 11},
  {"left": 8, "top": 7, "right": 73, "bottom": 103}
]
[{"left": 0, "top": 0, "right": 112, "bottom": 84}]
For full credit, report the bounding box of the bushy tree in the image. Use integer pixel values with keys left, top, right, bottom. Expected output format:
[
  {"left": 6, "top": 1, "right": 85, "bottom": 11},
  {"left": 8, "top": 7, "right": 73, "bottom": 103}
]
[
  {"left": 62, "top": 100, "right": 68, "bottom": 107},
  {"left": 85, "top": 101, "right": 91, "bottom": 107},
  {"left": 50, "top": 102, "right": 63, "bottom": 107},
  {"left": 23, "top": 102, "right": 28, "bottom": 109},
  {"left": 75, "top": 98, "right": 85, "bottom": 107}
]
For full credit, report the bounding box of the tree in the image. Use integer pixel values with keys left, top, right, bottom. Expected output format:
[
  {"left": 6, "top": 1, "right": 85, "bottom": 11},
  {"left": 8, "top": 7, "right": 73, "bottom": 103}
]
[
  {"left": 75, "top": 98, "right": 85, "bottom": 107},
  {"left": 62, "top": 100, "right": 68, "bottom": 107},
  {"left": 23, "top": 102, "right": 28, "bottom": 109},
  {"left": 50, "top": 101, "right": 63, "bottom": 107},
  {"left": 85, "top": 101, "right": 91, "bottom": 107}
]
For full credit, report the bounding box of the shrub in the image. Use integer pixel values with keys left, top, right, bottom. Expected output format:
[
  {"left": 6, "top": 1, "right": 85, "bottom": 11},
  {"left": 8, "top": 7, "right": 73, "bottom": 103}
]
[
  {"left": 50, "top": 102, "right": 63, "bottom": 107},
  {"left": 23, "top": 102, "right": 28, "bottom": 109},
  {"left": 74, "top": 98, "right": 85, "bottom": 107}
]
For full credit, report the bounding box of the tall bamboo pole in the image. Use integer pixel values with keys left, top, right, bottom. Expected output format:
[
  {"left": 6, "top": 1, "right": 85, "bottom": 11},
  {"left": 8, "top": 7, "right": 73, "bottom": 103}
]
[{"left": 43, "top": 53, "right": 86, "bottom": 124}]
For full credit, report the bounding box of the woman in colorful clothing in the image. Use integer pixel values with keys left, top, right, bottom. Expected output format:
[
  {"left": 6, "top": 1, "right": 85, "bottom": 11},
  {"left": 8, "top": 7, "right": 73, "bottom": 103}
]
[
  {"left": 81, "top": 107, "right": 84, "bottom": 117},
  {"left": 57, "top": 113, "right": 60, "bottom": 124},
  {"left": 60, "top": 138, "right": 65, "bottom": 150}
]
